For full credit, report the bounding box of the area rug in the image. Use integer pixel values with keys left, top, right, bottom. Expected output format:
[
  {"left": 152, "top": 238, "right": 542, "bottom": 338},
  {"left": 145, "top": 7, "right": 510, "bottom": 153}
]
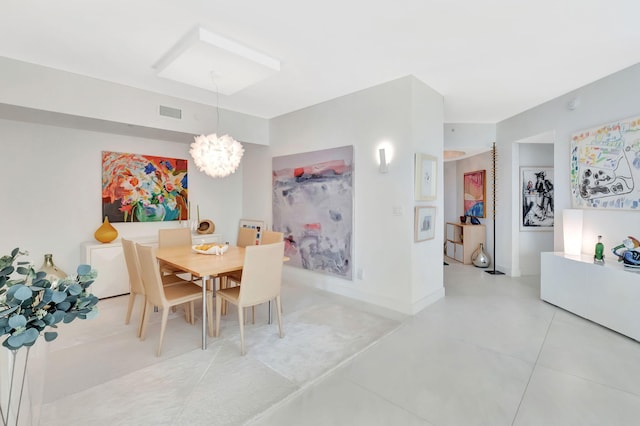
[{"left": 40, "top": 298, "right": 401, "bottom": 425}]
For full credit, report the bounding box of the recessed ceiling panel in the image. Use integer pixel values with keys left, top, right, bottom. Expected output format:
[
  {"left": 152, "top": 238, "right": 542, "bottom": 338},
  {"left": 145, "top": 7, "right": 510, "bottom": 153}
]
[{"left": 153, "top": 26, "right": 280, "bottom": 96}]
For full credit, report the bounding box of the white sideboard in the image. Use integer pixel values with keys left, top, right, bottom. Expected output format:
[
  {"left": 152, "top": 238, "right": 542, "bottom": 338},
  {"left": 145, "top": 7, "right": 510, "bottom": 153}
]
[
  {"left": 540, "top": 251, "right": 640, "bottom": 341},
  {"left": 82, "top": 233, "right": 221, "bottom": 299}
]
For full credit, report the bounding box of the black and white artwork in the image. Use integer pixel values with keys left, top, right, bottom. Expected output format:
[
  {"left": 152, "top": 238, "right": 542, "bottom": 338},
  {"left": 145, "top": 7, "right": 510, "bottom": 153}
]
[{"left": 520, "top": 167, "right": 554, "bottom": 231}]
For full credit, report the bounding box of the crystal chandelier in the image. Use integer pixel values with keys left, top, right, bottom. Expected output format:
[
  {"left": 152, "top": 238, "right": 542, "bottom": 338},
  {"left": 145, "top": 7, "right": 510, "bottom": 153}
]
[{"left": 190, "top": 133, "right": 244, "bottom": 178}]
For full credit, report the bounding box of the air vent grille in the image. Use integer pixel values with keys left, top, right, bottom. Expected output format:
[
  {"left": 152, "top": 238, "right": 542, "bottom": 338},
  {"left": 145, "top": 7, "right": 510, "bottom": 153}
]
[{"left": 159, "top": 105, "right": 182, "bottom": 119}]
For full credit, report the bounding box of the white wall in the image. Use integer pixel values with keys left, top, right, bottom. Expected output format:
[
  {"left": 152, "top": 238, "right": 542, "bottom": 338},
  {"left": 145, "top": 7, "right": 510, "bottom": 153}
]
[
  {"left": 496, "top": 63, "right": 640, "bottom": 275},
  {"left": 518, "top": 142, "right": 554, "bottom": 275},
  {"left": 0, "top": 56, "right": 269, "bottom": 145},
  {"left": 443, "top": 161, "right": 458, "bottom": 228},
  {"left": 263, "top": 76, "right": 445, "bottom": 314},
  {"left": 444, "top": 123, "right": 496, "bottom": 156},
  {"left": 0, "top": 118, "right": 244, "bottom": 272}
]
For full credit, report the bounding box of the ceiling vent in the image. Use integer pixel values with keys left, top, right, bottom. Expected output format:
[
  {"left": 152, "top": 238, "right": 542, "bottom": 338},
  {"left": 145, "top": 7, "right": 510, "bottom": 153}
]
[{"left": 159, "top": 105, "right": 182, "bottom": 119}]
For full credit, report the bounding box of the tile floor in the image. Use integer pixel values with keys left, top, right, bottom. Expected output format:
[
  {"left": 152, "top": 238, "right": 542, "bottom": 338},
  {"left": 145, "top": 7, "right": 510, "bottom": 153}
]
[
  {"left": 252, "top": 261, "right": 640, "bottom": 426},
  {"left": 34, "top": 261, "right": 640, "bottom": 425}
]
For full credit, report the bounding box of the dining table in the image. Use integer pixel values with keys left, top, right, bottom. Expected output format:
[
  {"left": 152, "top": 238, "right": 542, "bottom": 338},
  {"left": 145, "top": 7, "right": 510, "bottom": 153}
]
[{"left": 155, "top": 245, "right": 245, "bottom": 350}]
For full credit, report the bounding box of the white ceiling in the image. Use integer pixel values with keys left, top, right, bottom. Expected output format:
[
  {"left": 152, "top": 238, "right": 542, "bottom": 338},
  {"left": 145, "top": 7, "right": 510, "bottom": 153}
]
[{"left": 1, "top": 0, "right": 638, "bottom": 123}]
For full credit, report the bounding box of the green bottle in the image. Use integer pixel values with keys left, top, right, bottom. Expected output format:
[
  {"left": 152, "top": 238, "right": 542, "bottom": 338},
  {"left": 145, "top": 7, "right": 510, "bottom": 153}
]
[{"left": 594, "top": 235, "right": 604, "bottom": 263}]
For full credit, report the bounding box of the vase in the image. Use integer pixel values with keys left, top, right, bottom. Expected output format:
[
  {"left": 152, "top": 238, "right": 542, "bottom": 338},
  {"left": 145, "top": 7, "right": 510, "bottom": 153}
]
[
  {"left": 135, "top": 204, "right": 166, "bottom": 222},
  {"left": 94, "top": 216, "right": 118, "bottom": 243},
  {"left": 38, "top": 254, "right": 67, "bottom": 283},
  {"left": 472, "top": 243, "right": 491, "bottom": 268},
  {"left": 197, "top": 219, "right": 215, "bottom": 234},
  {"left": 0, "top": 341, "right": 48, "bottom": 426}
]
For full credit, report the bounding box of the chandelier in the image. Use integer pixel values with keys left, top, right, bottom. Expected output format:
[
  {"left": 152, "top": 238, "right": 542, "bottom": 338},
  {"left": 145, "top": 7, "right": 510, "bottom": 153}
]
[{"left": 190, "top": 133, "right": 244, "bottom": 178}]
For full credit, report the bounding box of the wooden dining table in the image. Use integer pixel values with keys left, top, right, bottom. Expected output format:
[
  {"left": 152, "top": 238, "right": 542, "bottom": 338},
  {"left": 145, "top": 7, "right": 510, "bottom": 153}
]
[{"left": 155, "top": 245, "right": 245, "bottom": 350}]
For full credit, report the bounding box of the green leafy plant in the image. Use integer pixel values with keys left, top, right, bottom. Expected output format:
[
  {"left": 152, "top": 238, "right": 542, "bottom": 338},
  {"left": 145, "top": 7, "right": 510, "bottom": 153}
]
[{"left": 0, "top": 248, "right": 99, "bottom": 350}]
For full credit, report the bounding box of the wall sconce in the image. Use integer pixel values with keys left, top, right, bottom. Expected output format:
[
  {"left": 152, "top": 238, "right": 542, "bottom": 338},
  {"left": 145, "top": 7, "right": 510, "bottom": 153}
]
[
  {"left": 378, "top": 148, "right": 388, "bottom": 173},
  {"left": 563, "top": 209, "right": 583, "bottom": 256}
]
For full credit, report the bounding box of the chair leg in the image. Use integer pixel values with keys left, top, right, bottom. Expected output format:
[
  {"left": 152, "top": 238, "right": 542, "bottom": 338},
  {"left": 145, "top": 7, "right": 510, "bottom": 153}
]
[
  {"left": 275, "top": 296, "right": 284, "bottom": 338},
  {"left": 125, "top": 292, "right": 136, "bottom": 325},
  {"left": 137, "top": 296, "right": 147, "bottom": 338},
  {"left": 157, "top": 308, "right": 169, "bottom": 357},
  {"left": 207, "top": 292, "right": 214, "bottom": 337},
  {"left": 215, "top": 296, "right": 222, "bottom": 337},
  {"left": 187, "top": 302, "right": 195, "bottom": 325},
  {"left": 221, "top": 277, "right": 227, "bottom": 316},
  {"left": 140, "top": 301, "right": 151, "bottom": 341},
  {"left": 251, "top": 306, "right": 255, "bottom": 324},
  {"left": 238, "top": 305, "right": 246, "bottom": 355}
]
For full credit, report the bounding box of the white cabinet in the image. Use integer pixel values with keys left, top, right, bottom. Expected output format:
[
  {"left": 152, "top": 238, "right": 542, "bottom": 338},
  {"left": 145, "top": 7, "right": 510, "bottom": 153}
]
[
  {"left": 541, "top": 252, "right": 640, "bottom": 341},
  {"left": 82, "top": 242, "right": 129, "bottom": 299},
  {"left": 82, "top": 233, "right": 221, "bottom": 299}
]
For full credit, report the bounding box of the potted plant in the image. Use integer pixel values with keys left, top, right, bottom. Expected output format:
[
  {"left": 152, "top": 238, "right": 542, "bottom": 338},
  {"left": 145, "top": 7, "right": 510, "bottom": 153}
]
[{"left": 0, "top": 248, "right": 99, "bottom": 426}]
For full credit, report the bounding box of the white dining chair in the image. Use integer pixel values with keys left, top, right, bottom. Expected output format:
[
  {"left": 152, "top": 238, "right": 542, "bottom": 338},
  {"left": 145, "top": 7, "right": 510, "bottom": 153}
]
[
  {"left": 158, "top": 228, "right": 194, "bottom": 280},
  {"left": 215, "top": 241, "right": 285, "bottom": 355},
  {"left": 136, "top": 243, "right": 214, "bottom": 356},
  {"left": 122, "top": 238, "right": 194, "bottom": 336},
  {"left": 228, "top": 230, "right": 284, "bottom": 323}
]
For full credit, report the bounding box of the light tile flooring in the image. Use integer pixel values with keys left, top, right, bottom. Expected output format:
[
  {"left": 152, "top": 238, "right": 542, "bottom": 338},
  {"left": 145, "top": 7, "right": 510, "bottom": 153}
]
[
  {"left": 253, "top": 261, "right": 640, "bottom": 426},
  {"left": 36, "top": 261, "right": 640, "bottom": 425}
]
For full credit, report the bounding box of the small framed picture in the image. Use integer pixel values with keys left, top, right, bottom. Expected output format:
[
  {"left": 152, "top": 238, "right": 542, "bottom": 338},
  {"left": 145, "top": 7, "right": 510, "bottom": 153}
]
[
  {"left": 415, "top": 206, "right": 436, "bottom": 242},
  {"left": 415, "top": 153, "right": 437, "bottom": 201}
]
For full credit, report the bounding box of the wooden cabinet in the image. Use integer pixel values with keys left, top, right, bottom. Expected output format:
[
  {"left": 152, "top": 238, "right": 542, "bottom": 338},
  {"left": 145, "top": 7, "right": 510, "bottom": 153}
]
[
  {"left": 445, "top": 222, "right": 486, "bottom": 265},
  {"left": 81, "top": 233, "right": 221, "bottom": 299}
]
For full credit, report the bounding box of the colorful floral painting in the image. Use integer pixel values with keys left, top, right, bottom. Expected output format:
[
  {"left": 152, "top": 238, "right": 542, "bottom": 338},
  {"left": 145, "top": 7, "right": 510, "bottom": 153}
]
[
  {"left": 101, "top": 151, "right": 188, "bottom": 222},
  {"left": 272, "top": 146, "right": 353, "bottom": 280}
]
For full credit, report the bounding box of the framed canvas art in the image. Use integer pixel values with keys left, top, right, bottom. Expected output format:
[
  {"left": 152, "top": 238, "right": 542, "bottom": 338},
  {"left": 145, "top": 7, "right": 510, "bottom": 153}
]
[
  {"left": 272, "top": 145, "right": 353, "bottom": 280},
  {"left": 520, "top": 167, "right": 554, "bottom": 231},
  {"left": 415, "top": 153, "right": 437, "bottom": 200},
  {"left": 463, "top": 170, "right": 486, "bottom": 218},
  {"left": 570, "top": 115, "right": 640, "bottom": 210},
  {"left": 414, "top": 206, "right": 436, "bottom": 242},
  {"left": 101, "top": 151, "right": 188, "bottom": 222}
]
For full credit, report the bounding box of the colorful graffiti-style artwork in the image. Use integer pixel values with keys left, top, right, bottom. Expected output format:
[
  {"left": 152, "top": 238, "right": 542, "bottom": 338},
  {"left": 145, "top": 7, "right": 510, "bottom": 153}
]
[{"left": 571, "top": 116, "right": 640, "bottom": 210}]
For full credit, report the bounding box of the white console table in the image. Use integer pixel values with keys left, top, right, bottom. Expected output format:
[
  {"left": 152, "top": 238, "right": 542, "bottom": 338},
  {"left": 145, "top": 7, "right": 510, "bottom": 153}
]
[
  {"left": 541, "top": 251, "right": 640, "bottom": 341},
  {"left": 82, "top": 233, "right": 221, "bottom": 299}
]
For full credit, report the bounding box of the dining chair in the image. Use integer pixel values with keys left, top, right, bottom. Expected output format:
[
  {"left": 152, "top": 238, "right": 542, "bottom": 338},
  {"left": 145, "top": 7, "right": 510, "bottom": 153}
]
[
  {"left": 136, "top": 243, "right": 214, "bottom": 356},
  {"left": 228, "top": 229, "right": 284, "bottom": 323},
  {"left": 219, "top": 227, "right": 259, "bottom": 316},
  {"left": 122, "top": 238, "right": 195, "bottom": 337},
  {"left": 158, "top": 228, "right": 194, "bottom": 279},
  {"left": 122, "top": 238, "right": 147, "bottom": 337},
  {"left": 261, "top": 230, "right": 284, "bottom": 245},
  {"left": 215, "top": 241, "right": 285, "bottom": 355},
  {"left": 237, "top": 227, "right": 259, "bottom": 247}
]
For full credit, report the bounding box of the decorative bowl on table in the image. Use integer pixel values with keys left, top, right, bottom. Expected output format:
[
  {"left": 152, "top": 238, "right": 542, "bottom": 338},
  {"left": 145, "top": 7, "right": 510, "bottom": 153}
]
[{"left": 192, "top": 243, "right": 229, "bottom": 255}]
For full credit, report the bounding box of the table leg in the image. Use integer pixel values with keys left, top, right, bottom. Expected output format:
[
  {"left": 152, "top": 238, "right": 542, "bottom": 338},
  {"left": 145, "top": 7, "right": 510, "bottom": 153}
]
[{"left": 202, "top": 275, "right": 209, "bottom": 350}]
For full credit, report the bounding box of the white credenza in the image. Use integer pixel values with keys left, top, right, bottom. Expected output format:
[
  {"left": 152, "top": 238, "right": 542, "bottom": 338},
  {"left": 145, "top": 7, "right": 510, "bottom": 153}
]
[
  {"left": 541, "top": 251, "right": 640, "bottom": 341},
  {"left": 81, "top": 233, "right": 221, "bottom": 299}
]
